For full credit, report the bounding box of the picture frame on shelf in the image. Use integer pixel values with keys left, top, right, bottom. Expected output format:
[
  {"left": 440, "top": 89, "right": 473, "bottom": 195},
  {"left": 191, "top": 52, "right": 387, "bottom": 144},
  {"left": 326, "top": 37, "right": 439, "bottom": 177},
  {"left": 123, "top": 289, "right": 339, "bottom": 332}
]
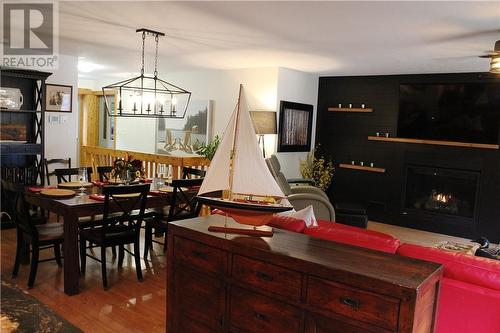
[
  {"left": 277, "top": 100, "right": 313, "bottom": 152},
  {"left": 45, "top": 84, "right": 72, "bottom": 112}
]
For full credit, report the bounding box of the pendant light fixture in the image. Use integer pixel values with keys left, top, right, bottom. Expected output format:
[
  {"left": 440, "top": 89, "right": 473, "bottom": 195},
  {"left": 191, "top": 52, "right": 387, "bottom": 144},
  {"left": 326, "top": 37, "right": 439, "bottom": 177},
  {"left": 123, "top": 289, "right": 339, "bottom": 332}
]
[{"left": 102, "top": 28, "right": 191, "bottom": 118}]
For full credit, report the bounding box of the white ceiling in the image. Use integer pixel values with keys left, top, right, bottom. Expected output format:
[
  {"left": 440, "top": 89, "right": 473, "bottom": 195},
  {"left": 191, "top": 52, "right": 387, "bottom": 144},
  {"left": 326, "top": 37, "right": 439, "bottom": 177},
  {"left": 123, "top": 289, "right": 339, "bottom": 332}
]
[{"left": 57, "top": 1, "right": 500, "bottom": 78}]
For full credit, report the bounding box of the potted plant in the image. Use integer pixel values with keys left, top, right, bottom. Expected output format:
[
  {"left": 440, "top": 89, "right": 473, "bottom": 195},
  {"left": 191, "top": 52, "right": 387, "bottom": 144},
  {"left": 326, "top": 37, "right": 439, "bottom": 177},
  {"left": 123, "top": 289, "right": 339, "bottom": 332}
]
[
  {"left": 299, "top": 145, "right": 335, "bottom": 191},
  {"left": 197, "top": 135, "right": 220, "bottom": 161},
  {"left": 111, "top": 154, "right": 145, "bottom": 183}
]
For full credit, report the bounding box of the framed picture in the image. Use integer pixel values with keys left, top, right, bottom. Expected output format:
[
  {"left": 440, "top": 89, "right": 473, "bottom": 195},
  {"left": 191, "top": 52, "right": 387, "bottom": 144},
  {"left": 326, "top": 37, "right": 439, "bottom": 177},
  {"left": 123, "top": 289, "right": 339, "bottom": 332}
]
[
  {"left": 155, "top": 100, "right": 213, "bottom": 156},
  {"left": 45, "top": 84, "right": 72, "bottom": 112},
  {"left": 277, "top": 100, "right": 313, "bottom": 152}
]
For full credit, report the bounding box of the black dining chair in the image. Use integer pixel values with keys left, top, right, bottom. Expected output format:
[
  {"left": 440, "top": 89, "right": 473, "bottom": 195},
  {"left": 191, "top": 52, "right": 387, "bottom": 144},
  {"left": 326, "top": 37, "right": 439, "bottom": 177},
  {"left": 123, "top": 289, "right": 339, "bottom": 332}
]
[
  {"left": 182, "top": 167, "right": 206, "bottom": 179},
  {"left": 143, "top": 178, "right": 203, "bottom": 259},
  {"left": 55, "top": 167, "right": 93, "bottom": 183},
  {"left": 79, "top": 183, "right": 150, "bottom": 289},
  {"left": 97, "top": 166, "right": 114, "bottom": 182},
  {"left": 2, "top": 180, "right": 64, "bottom": 288},
  {"left": 44, "top": 158, "right": 71, "bottom": 186}
]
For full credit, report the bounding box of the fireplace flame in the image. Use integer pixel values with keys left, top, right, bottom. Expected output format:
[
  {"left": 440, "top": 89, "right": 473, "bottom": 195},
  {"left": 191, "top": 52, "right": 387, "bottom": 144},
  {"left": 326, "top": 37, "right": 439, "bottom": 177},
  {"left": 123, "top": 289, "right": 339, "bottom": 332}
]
[{"left": 433, "top": 192, "right": 451, "bottom": 203}]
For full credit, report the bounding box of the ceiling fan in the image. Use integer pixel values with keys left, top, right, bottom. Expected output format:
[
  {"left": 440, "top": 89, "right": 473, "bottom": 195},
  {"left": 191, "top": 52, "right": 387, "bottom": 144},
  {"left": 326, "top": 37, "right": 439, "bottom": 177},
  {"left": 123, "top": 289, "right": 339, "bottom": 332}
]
[{"left": 478, "top": 40, "right": 500, "bottom": 74}]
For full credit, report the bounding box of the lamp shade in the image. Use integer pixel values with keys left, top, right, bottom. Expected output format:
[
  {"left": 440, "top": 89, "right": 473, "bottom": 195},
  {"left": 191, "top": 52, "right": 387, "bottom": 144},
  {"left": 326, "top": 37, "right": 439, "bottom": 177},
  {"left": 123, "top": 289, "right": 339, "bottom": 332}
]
[{"left": 250, "top": 111, "right": 277, "bottom": 135}]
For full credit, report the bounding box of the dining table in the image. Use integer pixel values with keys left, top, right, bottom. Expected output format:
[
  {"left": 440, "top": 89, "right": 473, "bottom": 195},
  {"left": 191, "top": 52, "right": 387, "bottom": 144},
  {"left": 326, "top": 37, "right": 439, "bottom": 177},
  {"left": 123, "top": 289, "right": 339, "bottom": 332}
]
[{"left": 24, "top": 184, "right": 172, "bottom": 295}]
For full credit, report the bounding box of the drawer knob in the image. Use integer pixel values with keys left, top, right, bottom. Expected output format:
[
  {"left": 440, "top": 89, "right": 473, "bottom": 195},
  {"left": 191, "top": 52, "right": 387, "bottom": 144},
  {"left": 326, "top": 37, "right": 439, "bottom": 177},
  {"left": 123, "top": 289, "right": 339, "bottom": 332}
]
[
  {"left": 254, "top": 311, "right": 267, "bottom": 321},
  {"left": 256, "top": 271, "right": 273, "bottom": 281},
  {"left": 341, "top": 296, "right": 360, "bottom": 309},
  {"left": 191, "top": 250, "right": 208, "bottom": 259}
]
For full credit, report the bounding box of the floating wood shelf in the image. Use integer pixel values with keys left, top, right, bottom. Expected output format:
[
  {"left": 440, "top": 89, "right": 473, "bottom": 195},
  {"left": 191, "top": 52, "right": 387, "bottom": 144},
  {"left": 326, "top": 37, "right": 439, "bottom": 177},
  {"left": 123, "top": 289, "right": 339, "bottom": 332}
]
[
  {"left": 339, "top": 163, "right": 386, "bottom": 173},
  {"left": 367, "top": 136, "right": 499, "bottom": 150},
  {"left": 328, "top": 107, "right": 373, "bottom": 113}
]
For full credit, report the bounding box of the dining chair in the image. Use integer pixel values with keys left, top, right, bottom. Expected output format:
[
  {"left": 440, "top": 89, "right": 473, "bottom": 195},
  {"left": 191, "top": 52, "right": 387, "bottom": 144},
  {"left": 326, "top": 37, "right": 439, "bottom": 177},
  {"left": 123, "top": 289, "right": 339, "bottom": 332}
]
[
  {"left": 54, "top": 167, "right": 93, "bottom": 183},
  {"left": 79, "top": 183, "right": 150, "bottom": 289},
  {"left": 182, "top": 166, "right": 206, "bottom": 179},
  {"left": 143, "top": 178, "right": 203, "bottom": 259},
  {"left": 2, "top": 180, "right": 64, "bottom": 289},
  {"left": 44, "top": 158, "right": 71, "bottom": 186},
  {"left": 97, "top": 166, "right": 114, "bottom": 182}
]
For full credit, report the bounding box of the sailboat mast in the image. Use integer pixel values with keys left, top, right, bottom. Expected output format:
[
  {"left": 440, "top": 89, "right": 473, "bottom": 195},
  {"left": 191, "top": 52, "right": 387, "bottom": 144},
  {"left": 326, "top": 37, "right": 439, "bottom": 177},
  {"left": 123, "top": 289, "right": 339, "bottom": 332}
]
[{"left": 228, "top": 84, "right": 243, "bottom": 199}]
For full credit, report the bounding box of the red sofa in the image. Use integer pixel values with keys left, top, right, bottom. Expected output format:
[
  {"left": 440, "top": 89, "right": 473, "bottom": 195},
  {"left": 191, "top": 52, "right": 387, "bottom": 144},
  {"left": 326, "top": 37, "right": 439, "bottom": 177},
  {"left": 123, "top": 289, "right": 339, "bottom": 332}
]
[
  {"left": 397, "top": 244, "right": 500, "bottom": 333},
  {"left": 267, "top": 216, "right": 500, "bottom": 333},
  {"left": 269, "top": 218, "right": 400, "bottom": 254}
]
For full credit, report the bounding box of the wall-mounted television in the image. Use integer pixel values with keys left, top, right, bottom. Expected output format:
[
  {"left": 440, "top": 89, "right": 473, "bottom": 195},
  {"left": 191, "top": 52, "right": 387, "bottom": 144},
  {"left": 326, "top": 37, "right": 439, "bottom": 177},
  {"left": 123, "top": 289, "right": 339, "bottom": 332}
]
[{"left": 397, "top": 83, "right": 500, "bottom": 144}]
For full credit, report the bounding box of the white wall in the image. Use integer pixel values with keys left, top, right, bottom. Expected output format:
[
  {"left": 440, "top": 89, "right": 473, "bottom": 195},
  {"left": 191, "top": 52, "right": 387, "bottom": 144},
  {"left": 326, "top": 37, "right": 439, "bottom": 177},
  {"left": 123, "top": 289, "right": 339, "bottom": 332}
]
[
  {"left": 275, "top": 68, "right": 319, "bottom": 178},
  {"left": 80, "top": 68, "right": 279, "bottom": 153},
  {"left": 45, "top": 54, "right": 79, "bottom": 174}
]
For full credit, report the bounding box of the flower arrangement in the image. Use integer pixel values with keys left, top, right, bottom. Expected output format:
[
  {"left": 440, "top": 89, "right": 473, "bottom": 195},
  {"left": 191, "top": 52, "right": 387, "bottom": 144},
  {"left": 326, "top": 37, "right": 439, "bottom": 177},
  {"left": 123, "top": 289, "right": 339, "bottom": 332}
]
[
  {"left": 111, "top": 154, "right": 145, "bottom": 180},
  {"left": 299, "top": 145, "right": 335, "bottom": 191},
  {"left": 197, "top": 135, "right": 221, "bottom": 161}
]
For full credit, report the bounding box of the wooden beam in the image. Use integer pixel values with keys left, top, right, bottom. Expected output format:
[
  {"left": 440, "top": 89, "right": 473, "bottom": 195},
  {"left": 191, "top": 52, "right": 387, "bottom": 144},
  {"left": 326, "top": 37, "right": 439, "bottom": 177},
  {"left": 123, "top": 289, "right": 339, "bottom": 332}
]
[
  {"left": 328, "top": 107, "right": 373, "bottom": 113},
  {"left": 339, "top": 163, "right": 386, "bottom": 173},
  {"left": 367, "top": 136, "right": 499, "bottom": 150}
]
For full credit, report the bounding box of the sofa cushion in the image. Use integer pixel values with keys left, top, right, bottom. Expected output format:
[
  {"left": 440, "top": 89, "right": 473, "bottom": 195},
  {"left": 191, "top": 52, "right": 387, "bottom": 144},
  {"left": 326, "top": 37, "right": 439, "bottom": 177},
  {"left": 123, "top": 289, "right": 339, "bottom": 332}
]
[
  {"left": 436, "top": 277, "right": 500, "bottom": 333},
  {"left": 303, "top": 220, "right": 400, "bottom": 254},
  {"left": 277, "top": 205, "right": 318, "bottom": 227},
  {"left": 397, "top": 243, "right": 500, "bottom": 291}
]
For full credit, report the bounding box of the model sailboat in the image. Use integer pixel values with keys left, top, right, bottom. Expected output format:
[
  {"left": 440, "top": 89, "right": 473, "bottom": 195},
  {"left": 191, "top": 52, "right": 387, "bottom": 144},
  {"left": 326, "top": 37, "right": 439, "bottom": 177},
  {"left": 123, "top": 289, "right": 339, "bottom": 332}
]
[{"left": 196, "top": 84, "right": 292, "bottom": 235}]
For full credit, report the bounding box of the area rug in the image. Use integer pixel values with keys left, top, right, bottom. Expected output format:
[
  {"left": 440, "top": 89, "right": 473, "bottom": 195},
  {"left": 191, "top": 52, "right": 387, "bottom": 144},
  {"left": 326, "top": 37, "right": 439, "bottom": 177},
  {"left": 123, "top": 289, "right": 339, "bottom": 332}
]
[{"left": 0, "top": 280, "right": 82, "bottom": 333}]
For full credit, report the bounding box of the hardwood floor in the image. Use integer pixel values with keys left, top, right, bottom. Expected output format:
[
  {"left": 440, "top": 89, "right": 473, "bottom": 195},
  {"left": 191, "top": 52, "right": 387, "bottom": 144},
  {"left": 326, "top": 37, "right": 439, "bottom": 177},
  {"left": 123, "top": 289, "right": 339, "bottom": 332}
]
[{"left": 1, "top": 227, "right": 167, "bottom": 333}]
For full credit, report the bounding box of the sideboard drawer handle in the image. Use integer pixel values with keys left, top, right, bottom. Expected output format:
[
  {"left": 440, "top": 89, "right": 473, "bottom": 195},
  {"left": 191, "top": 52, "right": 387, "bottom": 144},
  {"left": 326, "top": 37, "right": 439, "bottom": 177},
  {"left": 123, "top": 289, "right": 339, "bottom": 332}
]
[
  {"left": 254, "top": 311, "right": 267, "bottom": 321},
  {"left": 191, "top": 250, "right": 208, "bottom": 259},
  {"left": 256, "top": 271, "right": 273, "bottom": 281},
  {"left": 341, "top": 296, "right": 360, "bottom": 309}
]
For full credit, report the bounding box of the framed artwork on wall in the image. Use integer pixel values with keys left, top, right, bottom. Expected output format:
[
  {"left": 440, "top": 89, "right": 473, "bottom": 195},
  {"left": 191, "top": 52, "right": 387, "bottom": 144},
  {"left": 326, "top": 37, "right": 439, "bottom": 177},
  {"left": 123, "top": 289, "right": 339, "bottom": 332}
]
[
  {"left": 45, "top": 84, "right": 73, "bottom": 112},
  {"left": 277, "top": 100, "right": 313, "bottom": 152},
  {"left": 155, "top": 100, "right": 213, "bottom": 156}
]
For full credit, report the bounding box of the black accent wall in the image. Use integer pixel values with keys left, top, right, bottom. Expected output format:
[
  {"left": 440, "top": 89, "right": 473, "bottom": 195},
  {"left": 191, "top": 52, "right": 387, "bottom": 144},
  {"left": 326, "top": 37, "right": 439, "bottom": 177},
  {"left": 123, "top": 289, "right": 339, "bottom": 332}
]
[{"left": 317, "top": 72, "right": 500, "bottom": 242}]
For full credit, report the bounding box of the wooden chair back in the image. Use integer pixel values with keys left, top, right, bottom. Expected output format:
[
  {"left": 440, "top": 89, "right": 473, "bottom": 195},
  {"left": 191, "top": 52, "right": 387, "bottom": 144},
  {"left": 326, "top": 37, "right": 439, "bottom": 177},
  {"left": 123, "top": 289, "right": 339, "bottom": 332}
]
[
  {"left": 44, "top": 158, "right": 71, "bottom": 185},
  {"left": 97, "top": 166, "right": 114, "bottom": 182},
  {"left": 101, "top": 184, "right": 150, "bottom": 235},
  {"left": 182, "top": 167, "right": 206, "bottom": 179},
  {"left": 168, "top": 178, "right": 203, "bottom": 221},
  {"left": 54, "top": 167, "right": 93, "bottom": 183},
  {"left": 1, "top": 180, "right": 38, "bottom": 242}
]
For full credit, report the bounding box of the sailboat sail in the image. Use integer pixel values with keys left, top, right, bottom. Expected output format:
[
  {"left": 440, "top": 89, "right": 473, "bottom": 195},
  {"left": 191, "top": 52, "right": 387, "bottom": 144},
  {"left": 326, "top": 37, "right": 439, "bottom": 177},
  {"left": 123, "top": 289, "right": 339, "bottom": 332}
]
[
  {"left": 198, "top": 85, "right": 284, "bottom": 198},
  {"left": 197, "top": 104, "right": 237, "bottom": 195}
]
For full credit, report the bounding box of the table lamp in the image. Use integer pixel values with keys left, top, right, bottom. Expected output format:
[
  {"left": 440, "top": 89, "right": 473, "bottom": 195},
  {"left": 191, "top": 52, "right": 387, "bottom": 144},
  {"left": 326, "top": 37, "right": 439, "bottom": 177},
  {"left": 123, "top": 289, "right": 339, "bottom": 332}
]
[{"left": 250, "top": 111, "right": 277, "bottom": 157}]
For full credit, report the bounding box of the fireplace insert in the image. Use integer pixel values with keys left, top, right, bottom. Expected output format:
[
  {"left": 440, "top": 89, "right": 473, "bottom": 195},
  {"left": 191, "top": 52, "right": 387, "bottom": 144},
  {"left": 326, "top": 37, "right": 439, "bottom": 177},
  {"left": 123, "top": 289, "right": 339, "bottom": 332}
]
[{"left": 403, "top": 165, "right": 480, "bottom": 224}]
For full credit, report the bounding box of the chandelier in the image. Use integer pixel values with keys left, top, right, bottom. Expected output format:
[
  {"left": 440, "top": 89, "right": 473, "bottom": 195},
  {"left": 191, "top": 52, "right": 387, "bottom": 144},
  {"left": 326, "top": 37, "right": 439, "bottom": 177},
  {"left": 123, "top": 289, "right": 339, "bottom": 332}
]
[{"left": 102, "top": 28, "right": 191, "bottom": 118}]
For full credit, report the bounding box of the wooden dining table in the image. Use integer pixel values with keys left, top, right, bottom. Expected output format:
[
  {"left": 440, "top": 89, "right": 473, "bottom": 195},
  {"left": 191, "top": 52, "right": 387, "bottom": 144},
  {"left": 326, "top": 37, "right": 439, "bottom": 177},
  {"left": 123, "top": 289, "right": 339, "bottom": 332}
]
[{"left": 24, "top": 185, "right": 172, "bottom": 295}]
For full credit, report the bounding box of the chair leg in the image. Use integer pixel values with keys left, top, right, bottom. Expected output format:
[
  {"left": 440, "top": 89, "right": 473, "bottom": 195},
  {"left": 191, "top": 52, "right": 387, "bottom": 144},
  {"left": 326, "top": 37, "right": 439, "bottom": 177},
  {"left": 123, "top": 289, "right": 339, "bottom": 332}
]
[
  {"left": 163, "top": 223, "right": 169, "bottom": 252},
  {"left": 111, "top": 246, "right": 117, "bottom": 257},
  {"left": 80, "top": 236, "right": 87, "bottom": 275},
  {"left": 12, "top": 235, "right": 23, "bottom": 278},
  {"left": 163, "top": 231, "right": 168, "bottom": 253},
  {"left": 144, "top": 224, "right": 152, "bottom": 259},
  {"left": 118, "top": 245, "right": 124, "bottom": 268},
  {"left": 28, "top": 245, "right": 39, "bottom": 289},
  {"left": 54, "top": 243, "right": 62, "bottom": 267},
  {"left": 101, "top": 245, "right": 108, "bottom": 289},
  {"left": 134, "top": 239, "right": 143, "bottom": 282}
]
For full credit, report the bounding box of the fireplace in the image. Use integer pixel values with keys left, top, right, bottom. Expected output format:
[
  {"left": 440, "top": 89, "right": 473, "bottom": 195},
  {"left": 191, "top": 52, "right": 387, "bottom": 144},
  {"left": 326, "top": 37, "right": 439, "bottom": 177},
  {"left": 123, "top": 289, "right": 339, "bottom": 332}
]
[{"left": 402, "top": 165, "right": 480, "bottom": 227}]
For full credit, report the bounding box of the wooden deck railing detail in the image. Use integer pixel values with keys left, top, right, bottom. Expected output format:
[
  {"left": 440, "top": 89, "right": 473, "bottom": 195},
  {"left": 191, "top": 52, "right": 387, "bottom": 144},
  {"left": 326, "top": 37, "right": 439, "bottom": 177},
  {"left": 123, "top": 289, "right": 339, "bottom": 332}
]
[{"left": 80, "top": 146, "right": 210, "bottom": 179}]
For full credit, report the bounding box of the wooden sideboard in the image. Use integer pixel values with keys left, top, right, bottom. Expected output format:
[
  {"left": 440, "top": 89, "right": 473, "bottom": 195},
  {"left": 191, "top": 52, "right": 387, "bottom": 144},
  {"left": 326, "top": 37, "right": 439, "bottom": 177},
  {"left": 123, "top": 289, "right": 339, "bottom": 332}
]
[{"left": 167, "top": 215, "right": 443, "bottom": 333}]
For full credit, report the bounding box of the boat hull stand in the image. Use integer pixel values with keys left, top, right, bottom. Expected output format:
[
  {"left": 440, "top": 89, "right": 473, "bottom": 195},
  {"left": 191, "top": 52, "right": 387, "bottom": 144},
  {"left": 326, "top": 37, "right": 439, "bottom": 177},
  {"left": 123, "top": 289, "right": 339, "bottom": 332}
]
[{"left": 196, "top": 196, "right": 293, "bottom": 237}]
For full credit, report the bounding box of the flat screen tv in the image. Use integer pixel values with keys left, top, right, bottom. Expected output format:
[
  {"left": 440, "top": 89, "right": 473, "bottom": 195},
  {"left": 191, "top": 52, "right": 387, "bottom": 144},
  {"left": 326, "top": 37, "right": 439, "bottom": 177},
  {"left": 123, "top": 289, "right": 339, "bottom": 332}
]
[{"left": 397, "top": 83, "right": 500, "bottom": 144}]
